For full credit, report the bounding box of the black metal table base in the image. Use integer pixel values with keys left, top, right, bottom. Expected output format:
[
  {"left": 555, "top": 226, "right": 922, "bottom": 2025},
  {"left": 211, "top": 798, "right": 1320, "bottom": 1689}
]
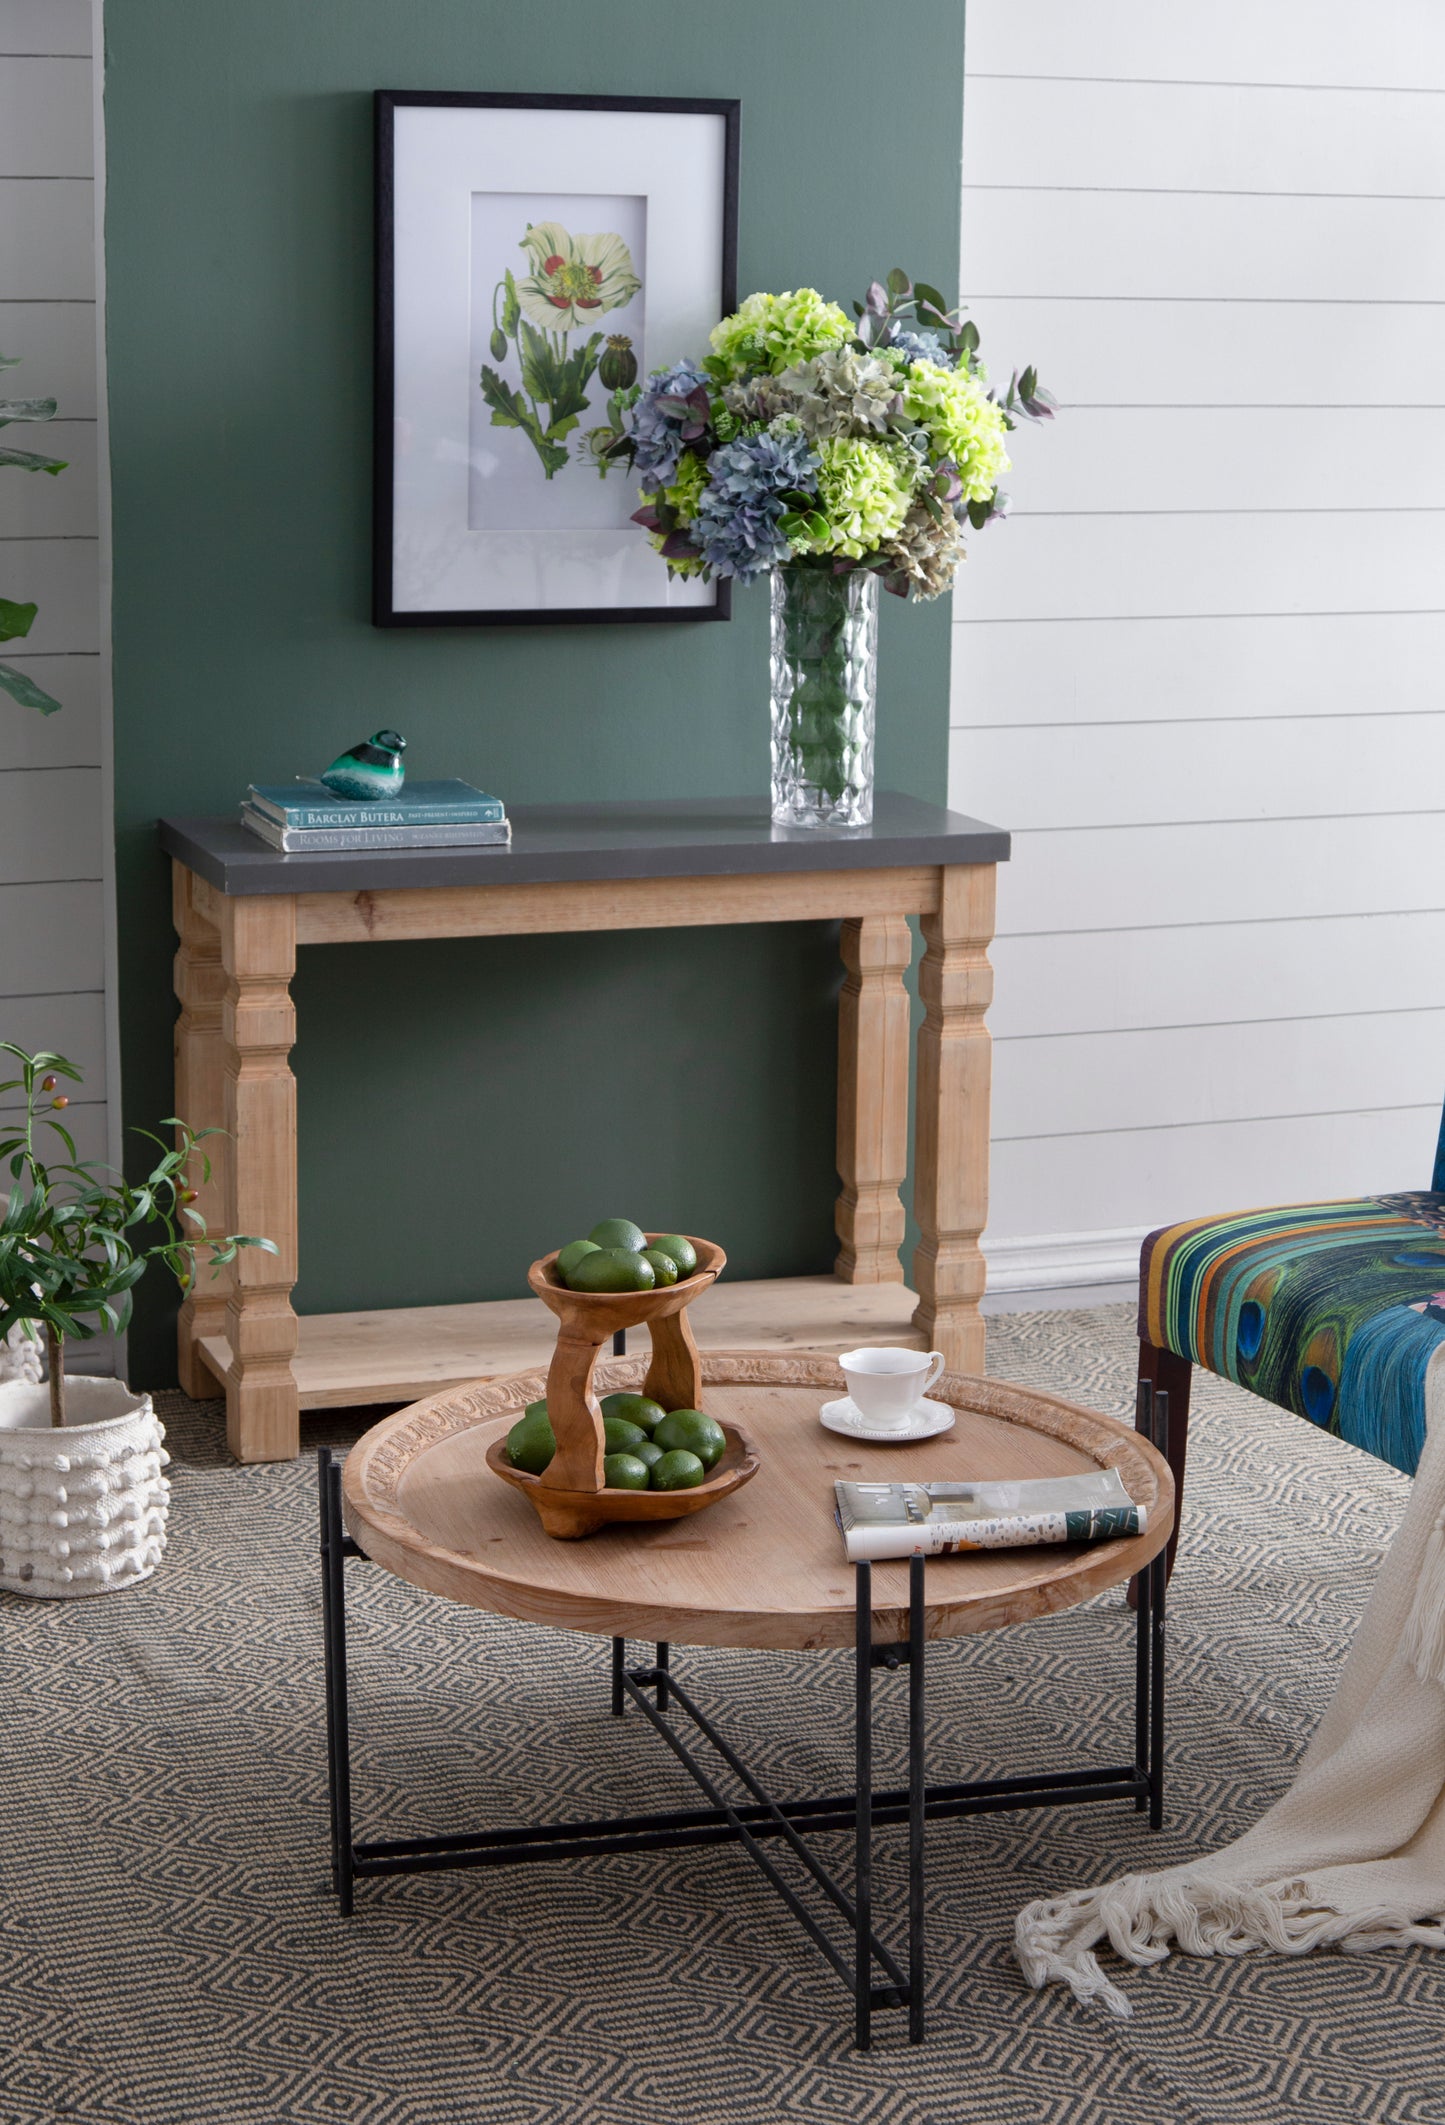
[{"left": 318, "top": 1384, "right": 1168, "bottom": 2051}]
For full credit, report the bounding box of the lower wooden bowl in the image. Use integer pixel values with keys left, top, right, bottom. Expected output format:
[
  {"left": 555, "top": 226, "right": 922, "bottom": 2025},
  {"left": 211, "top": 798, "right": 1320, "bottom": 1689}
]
[{"left": 485, "top": 1418, "right": 760, "bottom": 1540}]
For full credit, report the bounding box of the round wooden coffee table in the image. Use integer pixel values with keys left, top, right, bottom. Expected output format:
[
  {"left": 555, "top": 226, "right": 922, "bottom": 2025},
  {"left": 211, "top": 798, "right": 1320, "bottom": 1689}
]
[
  {"left": 342, "top": 1351, "right": 1171, "bottom": 1646},
  {"left": 323, "top": 1352, "right": 1174, "bottom": 2049}
]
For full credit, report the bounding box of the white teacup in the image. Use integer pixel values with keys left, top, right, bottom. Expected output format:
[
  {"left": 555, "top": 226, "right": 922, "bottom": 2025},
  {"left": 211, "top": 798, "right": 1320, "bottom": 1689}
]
[{"left": 838, "top": 1346, "right": 946, "bottom": 1430}]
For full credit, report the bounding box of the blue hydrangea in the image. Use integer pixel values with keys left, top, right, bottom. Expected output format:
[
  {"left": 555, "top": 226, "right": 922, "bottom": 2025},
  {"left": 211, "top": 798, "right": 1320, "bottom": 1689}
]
[
  {"left": 886, "top": 328, "right": 957, "bottom": 369},
  {"left": 693, "top": 428, "right": 820, "bottom": 582},
  {"left": 628, "top": 359, "right": 712, "bottom": 486}
]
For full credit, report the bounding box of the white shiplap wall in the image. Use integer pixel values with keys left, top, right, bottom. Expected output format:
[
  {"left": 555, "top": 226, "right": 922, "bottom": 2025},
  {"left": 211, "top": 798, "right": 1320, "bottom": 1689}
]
[
  {"left": 0, "top": 0, "right": 110, "bottom": 1184},
  {"left": 955, "top": 0, "right": 1445, "bottom": 1308}
]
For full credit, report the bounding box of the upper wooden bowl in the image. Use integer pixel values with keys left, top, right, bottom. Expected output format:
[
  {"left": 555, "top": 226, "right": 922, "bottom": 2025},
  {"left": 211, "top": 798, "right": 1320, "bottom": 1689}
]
[{"left": 527, "top": 1234, "right": 725, "bottom": 1334}]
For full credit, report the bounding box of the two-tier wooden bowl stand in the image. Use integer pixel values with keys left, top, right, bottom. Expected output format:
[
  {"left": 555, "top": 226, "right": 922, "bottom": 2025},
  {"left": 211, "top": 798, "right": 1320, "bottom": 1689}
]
[{"left": 487, "top": 1235, "right": 760, "bottom": 1538}]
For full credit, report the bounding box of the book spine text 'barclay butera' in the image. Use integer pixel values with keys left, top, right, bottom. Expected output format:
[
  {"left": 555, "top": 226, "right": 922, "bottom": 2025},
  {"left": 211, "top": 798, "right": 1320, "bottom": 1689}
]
[{"left": 240, "top": 806, "right": 512, "bottom": 852}]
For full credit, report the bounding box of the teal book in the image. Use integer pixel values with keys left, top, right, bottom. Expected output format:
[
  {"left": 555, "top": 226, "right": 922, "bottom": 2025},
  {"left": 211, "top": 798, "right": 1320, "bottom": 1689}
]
[{"left": 247, "top": 778, "right": 506, "bottom": 830}]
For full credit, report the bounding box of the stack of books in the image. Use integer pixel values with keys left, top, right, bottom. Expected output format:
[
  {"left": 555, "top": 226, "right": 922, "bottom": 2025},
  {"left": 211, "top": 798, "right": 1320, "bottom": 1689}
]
[{"left": 241, "top": 779, "right": 510, "bottom": 853}]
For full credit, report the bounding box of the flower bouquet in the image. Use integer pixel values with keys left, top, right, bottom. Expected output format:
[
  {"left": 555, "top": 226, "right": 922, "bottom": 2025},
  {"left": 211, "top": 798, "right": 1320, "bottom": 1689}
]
[{"left": 612, "top": 270, "right": 1053, "bottom": 827}]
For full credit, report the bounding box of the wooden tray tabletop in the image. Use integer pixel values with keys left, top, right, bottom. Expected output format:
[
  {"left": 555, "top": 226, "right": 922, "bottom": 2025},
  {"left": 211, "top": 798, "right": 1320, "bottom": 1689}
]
[{"left": 342, "top": 1353, "right": 1173, "bottom": 1652}]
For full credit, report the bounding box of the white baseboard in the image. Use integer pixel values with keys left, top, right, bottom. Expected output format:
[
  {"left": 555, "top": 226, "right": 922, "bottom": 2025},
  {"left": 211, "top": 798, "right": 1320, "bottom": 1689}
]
[{"left": 981, "top": 1226, "right": 1148, "bottom": 1316}]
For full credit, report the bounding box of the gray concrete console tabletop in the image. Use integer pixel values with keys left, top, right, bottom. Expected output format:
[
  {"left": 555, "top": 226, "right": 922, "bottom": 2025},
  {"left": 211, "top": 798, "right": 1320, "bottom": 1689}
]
[
  {"left": 161, "top": 793, "right": 1009, "bottom": 1462},
  {"left": 160, "top": 791, "right": 1009, "bottom": 895}
]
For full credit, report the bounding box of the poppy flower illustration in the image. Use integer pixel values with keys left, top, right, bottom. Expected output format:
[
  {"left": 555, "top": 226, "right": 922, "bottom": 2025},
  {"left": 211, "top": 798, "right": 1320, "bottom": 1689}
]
[{"left": 516, "top": 221, "right": 641, "bottom": 331}]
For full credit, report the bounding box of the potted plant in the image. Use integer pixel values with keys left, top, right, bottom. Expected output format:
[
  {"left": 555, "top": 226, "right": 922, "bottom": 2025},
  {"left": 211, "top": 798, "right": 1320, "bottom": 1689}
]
[{"left": 0, "top": 1042, "right": 273, "bottom": 1596}]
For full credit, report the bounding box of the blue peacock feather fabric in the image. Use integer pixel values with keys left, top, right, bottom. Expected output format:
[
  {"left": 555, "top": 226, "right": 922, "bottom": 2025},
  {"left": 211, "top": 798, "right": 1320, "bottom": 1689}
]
[{"left": 1141, "top": 1193, "right": 1445, "bottom": 1478}]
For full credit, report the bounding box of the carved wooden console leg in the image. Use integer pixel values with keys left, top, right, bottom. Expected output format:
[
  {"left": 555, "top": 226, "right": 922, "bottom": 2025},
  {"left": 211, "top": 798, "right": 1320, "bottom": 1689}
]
[
  {"left": 172, "top": 863, "right": 230, "bottom": 1398},
  {"left": 835, "top": 914, "right": 912, "bottom": 1285},
  {"left": 911, "top": 865, "right": 996, "bottom": 1376},
  {"left": 219, "top": 895, "right": 300, "bottom": 1462}
]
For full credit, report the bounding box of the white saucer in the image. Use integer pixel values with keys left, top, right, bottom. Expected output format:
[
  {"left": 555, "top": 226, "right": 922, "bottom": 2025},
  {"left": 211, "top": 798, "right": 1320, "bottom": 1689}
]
[{"left": 819, "top": 1396, "right": 956, "bottom": 1445}]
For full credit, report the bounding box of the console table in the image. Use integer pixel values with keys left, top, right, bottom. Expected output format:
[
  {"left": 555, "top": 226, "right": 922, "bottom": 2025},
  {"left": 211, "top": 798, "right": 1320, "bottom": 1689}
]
[{"left": 160, "top": 794, "right": 1009, "bottom": 1462}]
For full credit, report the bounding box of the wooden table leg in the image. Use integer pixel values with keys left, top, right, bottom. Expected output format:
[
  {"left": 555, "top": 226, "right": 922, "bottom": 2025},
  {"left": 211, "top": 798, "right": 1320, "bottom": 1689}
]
[
  {"left": 835, "top": 915, "right": 912, "bottom": 1285},
  {"left": 172, "top": 863, "right": 230, "bottom": 1398},
  {"left": 911, "top": 865, "right": 996, "bottom": 1376},
  {"left": 219, "top": 894, "right": 300, "bottom": 1461}
]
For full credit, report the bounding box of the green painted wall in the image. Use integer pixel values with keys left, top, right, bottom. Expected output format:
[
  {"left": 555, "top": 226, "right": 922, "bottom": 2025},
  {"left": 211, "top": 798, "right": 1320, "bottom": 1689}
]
[{"left": 103, "top": 0, "right": 965, "bottom": 1385}]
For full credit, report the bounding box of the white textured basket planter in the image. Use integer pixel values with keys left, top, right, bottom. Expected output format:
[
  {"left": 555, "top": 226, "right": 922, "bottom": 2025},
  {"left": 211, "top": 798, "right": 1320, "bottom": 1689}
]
[{"left": 0, "top": 1376, "right": 171, "bottom": 1599}]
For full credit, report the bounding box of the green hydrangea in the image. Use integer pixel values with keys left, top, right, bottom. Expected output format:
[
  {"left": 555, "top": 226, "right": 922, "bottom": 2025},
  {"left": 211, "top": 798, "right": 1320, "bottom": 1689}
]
[
  {"left": 664, "top": 449, "right": 708, "bottom": 525},
  {"left": 710, "top": 288, "right": 852, "bottom": 377},
  {"left": 902, "top": 361, "right": 1011, "bottom": 503},
  {"left": 806, "top": 437, "right": 915, "bottom": 560}
]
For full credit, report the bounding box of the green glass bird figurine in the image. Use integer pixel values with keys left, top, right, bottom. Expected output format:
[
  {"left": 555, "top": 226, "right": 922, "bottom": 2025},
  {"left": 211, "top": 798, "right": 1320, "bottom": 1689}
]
[{"left": 319, "top": 729, "right": 406, "bottom": 802}]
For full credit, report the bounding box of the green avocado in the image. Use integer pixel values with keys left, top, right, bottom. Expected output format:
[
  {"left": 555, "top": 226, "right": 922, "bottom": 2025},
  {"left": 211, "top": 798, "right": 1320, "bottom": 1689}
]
[
  {"left": 651, "top": 1449, "right": 706, "bottom": 1492},
  {"left": 650, "top": 1234, "right": 697, "bottom": 1278},
  {"left": 567, "top": 1248, "right": 656, "bottom": 1294},
  {"left": 588, "top": 1217, "right": 648, "bottom": 1253},
  {"left": 602, "top": 1416, "right": 648, "bottom": 1455},
  {"left": 506, "top": 1400, "right": 555, "bottom": 1474},
  {"left": 556, "top": 1238, "right": 601, "bottom": 1281},
  {"left": 653, "top": 1407, "right": 726, "bottom": 1469},
  {"left": 603, "top": 1453, "right": 651, "bottom": 1491},
  {"left": 600, "top": 1392, "right": 667, "bottom": 1433}
]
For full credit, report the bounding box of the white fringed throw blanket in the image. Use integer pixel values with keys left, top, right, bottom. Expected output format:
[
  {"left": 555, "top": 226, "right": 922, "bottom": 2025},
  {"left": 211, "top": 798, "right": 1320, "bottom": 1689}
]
[{"left": 1016, "top": 1347, "right": 1445, "bottom": 2016}]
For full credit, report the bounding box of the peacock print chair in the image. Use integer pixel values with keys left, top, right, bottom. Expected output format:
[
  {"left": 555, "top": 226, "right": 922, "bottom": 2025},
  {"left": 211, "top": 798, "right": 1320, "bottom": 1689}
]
[{"left": 1137, "top": 1108, "right": 1445, "bottom": 1578}]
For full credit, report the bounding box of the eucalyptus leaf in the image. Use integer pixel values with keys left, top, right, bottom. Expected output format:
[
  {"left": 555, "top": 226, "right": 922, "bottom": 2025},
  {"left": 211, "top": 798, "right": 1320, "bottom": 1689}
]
[{"left": 886, "top": 267, "right": 912, "bottom": 297}]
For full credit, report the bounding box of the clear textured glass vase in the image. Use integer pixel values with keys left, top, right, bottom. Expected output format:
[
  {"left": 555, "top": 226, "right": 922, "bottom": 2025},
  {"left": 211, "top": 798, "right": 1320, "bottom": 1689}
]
[{"left": 769, "top": 566, "right": 878, "bottom": 829}]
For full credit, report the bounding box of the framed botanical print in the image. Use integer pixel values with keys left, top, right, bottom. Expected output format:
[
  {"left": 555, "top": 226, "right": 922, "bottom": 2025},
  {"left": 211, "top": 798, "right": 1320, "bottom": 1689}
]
[{"left": 373, "top": 91, "right": 739, "bottom": 627}]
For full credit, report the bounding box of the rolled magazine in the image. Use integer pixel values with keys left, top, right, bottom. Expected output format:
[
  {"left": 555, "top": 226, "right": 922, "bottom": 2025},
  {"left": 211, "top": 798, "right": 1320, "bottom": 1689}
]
[{"left": 835, "top": 1468, "right": 1145, "bottom": 1563}]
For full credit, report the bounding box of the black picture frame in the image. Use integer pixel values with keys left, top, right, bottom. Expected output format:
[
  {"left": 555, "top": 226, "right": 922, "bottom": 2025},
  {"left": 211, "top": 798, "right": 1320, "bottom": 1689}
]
[{"left": 373, "top": 90, "right": 739, "bottom": 629}]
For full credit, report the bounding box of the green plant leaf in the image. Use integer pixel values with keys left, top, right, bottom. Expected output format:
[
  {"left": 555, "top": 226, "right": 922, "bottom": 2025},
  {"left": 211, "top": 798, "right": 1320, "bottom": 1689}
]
[
  {"left": 0, "top": 661, "right": 60, "bottom": 712},
  {"left": 530, "top": 327, "right": 602, "bottom": 433},
  {"left": 0, "top": 597, "right": 38, "bottom": 643},
  {"left": 0, "top": 398, "right": 57, "bottom": 426},
  {"left": 0, "top": 445, "right": 66, "bottom": 475},
  {"left": 886, "top": 267, "right": 912, "bottom": 297},
  {"left": 479, "top": 364, "right": 528, "bottom": 429},
  {"left": 500, "top": 269, "right": 521, "bottom": 336},
  {"left": 912, "top": 281, "right": 947, "bottom": 316},
  {"left": 517, "top": 320, "right": 563, "bottom": 405},
  {"left": 42, "top": 1116, "right": 76, "bottom": 1160}
]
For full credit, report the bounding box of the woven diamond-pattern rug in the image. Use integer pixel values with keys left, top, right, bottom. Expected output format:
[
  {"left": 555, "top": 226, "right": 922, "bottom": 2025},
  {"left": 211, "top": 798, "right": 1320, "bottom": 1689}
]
[{"left": 2, "top": 1305, "right": 1441, "bottom": 2125}]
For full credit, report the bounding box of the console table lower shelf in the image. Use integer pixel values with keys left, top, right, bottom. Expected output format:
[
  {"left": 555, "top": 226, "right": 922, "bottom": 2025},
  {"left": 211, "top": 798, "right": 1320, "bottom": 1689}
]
[
  {"left": 322, "top": 1355, "right": 1173, "bottom": 2049},
  {"left": 201, "top": 1274, "right": 925, "bottom": 1412}
]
